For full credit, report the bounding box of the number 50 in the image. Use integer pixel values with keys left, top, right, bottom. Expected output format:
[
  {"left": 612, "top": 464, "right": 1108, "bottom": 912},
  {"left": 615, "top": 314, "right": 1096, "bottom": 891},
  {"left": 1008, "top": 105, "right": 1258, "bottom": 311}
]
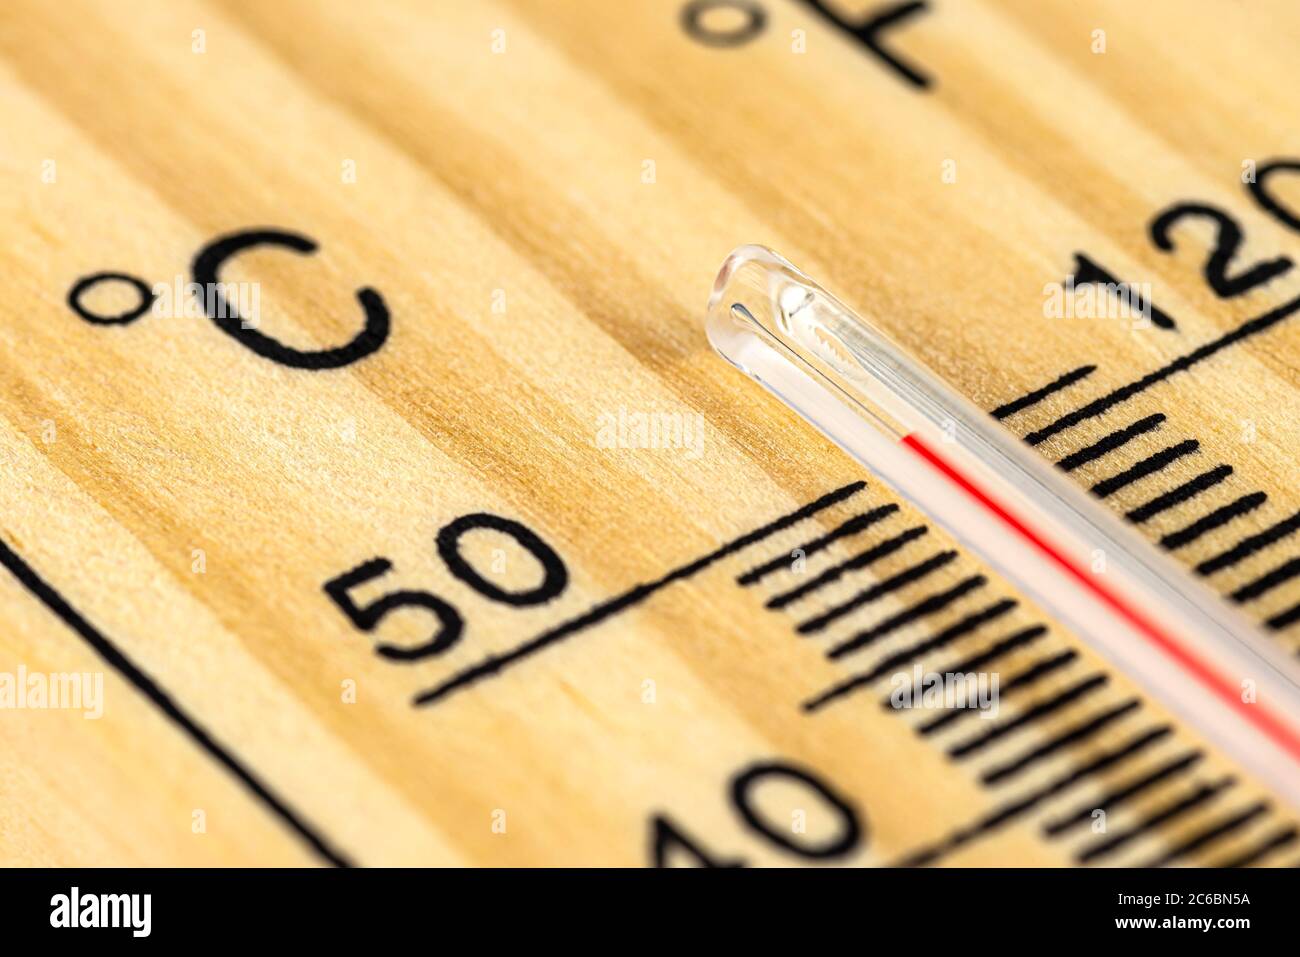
[{"left": 323, "top": 513, "right": 568, "bottom": 661}]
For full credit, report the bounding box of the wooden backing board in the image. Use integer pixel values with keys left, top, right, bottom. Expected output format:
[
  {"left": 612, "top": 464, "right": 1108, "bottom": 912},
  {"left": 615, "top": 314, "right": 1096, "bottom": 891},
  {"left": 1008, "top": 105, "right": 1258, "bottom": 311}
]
[{"left": 0, "top": 0, "right": 1298, "bottom": 865}]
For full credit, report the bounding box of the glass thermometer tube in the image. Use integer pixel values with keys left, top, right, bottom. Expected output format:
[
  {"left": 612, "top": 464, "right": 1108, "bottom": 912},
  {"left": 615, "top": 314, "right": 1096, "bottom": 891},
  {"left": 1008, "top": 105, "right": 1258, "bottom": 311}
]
[{"left": 706, "top": 245, "right": 1300, "bottom": 807}]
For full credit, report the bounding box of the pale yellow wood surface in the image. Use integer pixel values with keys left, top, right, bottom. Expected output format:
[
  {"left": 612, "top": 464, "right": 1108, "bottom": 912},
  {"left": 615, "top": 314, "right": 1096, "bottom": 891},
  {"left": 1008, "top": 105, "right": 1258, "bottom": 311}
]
[{"left": 0, "top": 0, "right": 1297, "bottom": 865}]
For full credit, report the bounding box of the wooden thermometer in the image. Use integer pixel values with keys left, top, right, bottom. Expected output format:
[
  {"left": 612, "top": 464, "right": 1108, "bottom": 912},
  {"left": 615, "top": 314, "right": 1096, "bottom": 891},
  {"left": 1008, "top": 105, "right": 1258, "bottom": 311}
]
[{"left": 2, "top": 0, "right": 1299, "bottom": 867}]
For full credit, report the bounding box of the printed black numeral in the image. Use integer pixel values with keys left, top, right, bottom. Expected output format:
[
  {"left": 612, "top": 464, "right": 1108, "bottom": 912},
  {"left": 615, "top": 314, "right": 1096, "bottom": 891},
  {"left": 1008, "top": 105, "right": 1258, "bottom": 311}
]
[
  {"left": 1247, "top": 158, "right": 1300, "bottom": 234},
  {"left": 1068, "top": 253, "right": 1177, "bottom": 330},
  {"left": 323, "top": 558, "right": 463, "bottom": 661},
  {"left": 650, "top": 759, "right": 864, "bottom": 866},
  {"left": 1149, "top": 203, "right": 1293, "bottom": 299},
  {"left": 680, "top": 0, "right": 934, "bottom": 90},
  {"left": 324, "top": 513, "right": 568, "bottom": 664}
]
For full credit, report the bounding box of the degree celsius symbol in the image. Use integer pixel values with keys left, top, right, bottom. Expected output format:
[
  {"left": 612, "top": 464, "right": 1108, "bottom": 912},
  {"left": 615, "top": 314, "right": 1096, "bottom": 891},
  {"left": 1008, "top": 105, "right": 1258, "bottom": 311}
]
[{"left": 67, "top": 227, "right": 389, "bottom": 370}]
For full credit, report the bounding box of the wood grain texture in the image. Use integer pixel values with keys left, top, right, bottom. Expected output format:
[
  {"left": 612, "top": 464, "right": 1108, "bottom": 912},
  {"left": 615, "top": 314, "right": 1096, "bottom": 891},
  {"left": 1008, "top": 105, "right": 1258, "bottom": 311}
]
[{"left": 0, "top": 0, "right": 1297, "bottom": 865}]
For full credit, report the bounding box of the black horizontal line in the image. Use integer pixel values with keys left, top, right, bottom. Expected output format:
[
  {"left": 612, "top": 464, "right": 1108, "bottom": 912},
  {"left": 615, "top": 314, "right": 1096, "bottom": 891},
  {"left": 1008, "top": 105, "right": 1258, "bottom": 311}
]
[
  {"left": 1213, "top": 825, "right": 1298, "bottom": 867},
  {"left": 803, "top": 600, "right": 1017, "bottom": 712},
  {"left": 1091, "top": 441, "right": 1199, "bottom": 499},
  {"left": 1025, "top": 292, "right": 1300, "bottom": 446},
  {"left": 1056, "top": 413, "right": 1165, "bottom": 472},
  {"left": 767, "top": 525, "right": 927, "bottom": 609},
  {"left": 948, "top": 675, "right": 1108, "bottom": 759},
  {"left": 796, "top": 550, "right": 957, "bottom": 635},
  {"left": 1159, "top": 492, "right": 1267, "bottom": 550},
  {"left": 414, "top": 482, "right": 867, "bottom": 706},
  {"left": 982, "top": 699, "right": 1140, "bottom": 785},
  {"left": 991, "top": 364, "right": 1097, "bottom": 420},
  {"left": 882, "top": 625, "right": 1048, "bottom": 711},
  {"left": 1076, "top": 777, "right": 1235, "bottom": 864},
  {"left": 1042, "top": 751, "right": 1204, "bottom": 836},
  {"left": 1232, "top": 555, "right": 1300, "bottom": 603},
  {"left": 1139, "top": 802, "right": 1270, "bottom": 867},
  {"left": 1266, "top": 601, "right": 1300, "bottom": 631},
  {"left": 831, "top": 574, "right": 987, "bottom": 658},
  {"left": 736, "top": 504, "right": 897, "bottom": 586},
  {"left": 893, "top": 726, "right": 1171, "bottom": 867},
  {"left": 918, "top": 649, "right": 1077, "bottom": 736},
  {"left": 1197, "top": 509, "right": 1300, "bottom": 575},
  {"left": 1126, "top": 465, "right": 1233, "bottom": 523}
]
